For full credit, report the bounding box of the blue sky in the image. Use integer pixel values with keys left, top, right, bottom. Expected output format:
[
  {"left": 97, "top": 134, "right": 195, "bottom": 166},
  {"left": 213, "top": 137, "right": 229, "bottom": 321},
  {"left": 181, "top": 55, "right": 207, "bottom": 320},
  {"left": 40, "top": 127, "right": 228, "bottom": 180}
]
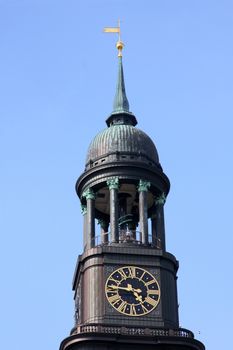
[{"left": 1, "top": 1, "right": 232, "bottom": 349}]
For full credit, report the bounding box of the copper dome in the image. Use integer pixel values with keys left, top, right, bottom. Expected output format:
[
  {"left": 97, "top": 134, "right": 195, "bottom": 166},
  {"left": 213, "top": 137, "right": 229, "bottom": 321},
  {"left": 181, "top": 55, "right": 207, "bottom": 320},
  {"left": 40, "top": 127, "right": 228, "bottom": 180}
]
[{"left": 85, "top": 124, "right": 160, "bottom": 170}]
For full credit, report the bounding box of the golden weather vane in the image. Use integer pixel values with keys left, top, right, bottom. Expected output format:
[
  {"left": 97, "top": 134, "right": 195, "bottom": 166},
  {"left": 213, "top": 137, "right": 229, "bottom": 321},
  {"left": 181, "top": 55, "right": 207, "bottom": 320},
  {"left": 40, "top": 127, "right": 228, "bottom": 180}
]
[{"left": 103, "top": 19, "right": 124, "bottom": 57}]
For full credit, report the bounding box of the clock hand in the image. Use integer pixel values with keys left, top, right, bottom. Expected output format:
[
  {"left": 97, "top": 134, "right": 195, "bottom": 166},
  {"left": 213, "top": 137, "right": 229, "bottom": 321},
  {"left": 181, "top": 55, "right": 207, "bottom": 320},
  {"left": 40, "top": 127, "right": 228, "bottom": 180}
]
[
  {"left": 133, "top": 291, "right": 142, "bottom": 302},
  {"left": 126, "top": 284, "right": 143, "bottom": 301},
  {"left": 108, "top": 284, "right": 142, "bottom": 302},
  {"left": 131, "top": 287, "right": 142, "bottom": 293},
  {"left": 127, "top": 284, "right": 142, "bottom": 293},
  {"left": 109, "top": 284, "right": 131, "bottom": 291},
  {"left": 127, "top": 284, "right": 132, "bottom": 291}
]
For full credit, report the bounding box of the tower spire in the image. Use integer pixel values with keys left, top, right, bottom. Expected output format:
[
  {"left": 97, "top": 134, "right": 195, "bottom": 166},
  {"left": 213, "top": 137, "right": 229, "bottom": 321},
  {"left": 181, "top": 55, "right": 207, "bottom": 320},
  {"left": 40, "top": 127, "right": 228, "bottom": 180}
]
[
  {"left": 112, "top": 55, "right": 130, "bottom": 114},
  {"left": 104, "top": 21, "right": 137, "bottom": 126}
]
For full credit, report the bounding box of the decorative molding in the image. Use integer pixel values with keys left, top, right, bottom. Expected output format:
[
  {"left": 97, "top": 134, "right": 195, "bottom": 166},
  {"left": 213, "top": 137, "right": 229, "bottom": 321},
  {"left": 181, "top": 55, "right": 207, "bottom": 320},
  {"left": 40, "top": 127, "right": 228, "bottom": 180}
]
[
  {"left": 81, "top": 204, "right": 87, "bottom": 215},
  {"left": 107, "top": 177, "right": 119, "bottom": 190},
  {"left": 155, "top": 192, "right": 166, "bottom": 206},
  {"left": 74, "top": 324, "right": 194, "bottom": 339},
  {"left": 82, "top": 187, "right": 95, "bottom": 200},
  {"left": 138, "top": 179, "right": 151, "bottom": 192}
]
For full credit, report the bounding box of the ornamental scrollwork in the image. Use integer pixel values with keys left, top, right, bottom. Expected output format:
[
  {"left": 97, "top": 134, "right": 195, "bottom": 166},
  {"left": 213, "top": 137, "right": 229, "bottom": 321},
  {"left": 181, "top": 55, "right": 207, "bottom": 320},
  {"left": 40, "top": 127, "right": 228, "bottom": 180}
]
[
  {"left": 155, "top": 192, "right": 166, "bottom": 206},
  {"left": 80, "top": 204, "right": 87, "bottom": 215},
  {"left": 138, "top": 179, "right": 151, "bottom": 192},
  {"left": 107, "top": 177, "right": 119, "bottom": 190},
  {"left": 82, "top": 187, "right": 95, "bottom": 200}
]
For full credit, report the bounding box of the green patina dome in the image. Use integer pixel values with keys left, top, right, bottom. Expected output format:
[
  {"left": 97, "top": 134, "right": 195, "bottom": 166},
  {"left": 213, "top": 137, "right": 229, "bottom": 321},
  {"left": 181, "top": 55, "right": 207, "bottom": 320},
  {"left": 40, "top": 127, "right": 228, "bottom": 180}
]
[{"left": 85, "top": 124, "right": 160, "bottom": 170}]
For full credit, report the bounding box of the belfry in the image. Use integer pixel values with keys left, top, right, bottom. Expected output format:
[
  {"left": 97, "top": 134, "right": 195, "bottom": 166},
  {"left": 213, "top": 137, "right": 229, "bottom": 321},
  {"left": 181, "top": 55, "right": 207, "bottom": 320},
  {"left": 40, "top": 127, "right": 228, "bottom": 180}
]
[{"left": 59, "top": 29, "right": 205, "bottom": 350}]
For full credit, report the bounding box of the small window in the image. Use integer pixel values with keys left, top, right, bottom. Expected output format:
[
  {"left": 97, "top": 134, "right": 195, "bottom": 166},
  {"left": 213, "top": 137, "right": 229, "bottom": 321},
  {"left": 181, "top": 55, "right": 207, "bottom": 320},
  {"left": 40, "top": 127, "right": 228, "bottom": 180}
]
[
  {"left": 94, "top": 161, "right": 98, "bottom": 166},
  {"left": 101, "top": 159, "right": 106, "bottom": 163}
]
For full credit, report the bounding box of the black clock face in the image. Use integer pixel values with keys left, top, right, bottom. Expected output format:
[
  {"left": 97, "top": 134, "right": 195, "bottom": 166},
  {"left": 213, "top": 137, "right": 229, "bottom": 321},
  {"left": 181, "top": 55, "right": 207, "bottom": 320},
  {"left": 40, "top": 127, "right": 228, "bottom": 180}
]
[{"left": 105, "top": 266, "right": 160, "bottom": 316}]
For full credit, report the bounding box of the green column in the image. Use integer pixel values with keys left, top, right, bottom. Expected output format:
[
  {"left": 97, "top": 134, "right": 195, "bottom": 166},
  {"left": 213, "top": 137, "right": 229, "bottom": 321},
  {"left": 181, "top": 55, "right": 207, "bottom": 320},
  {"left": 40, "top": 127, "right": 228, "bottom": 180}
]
[
  {"left": 155, "top": 193, "right": 166, "bottom": 251},
  {"left": 138, "top": 180, "right": 151, "bottom": 245},
  {"left": 82, "top": 188, "right": 95, "bottom": 249},
  {"left": 107, "top": 177, "right": 119, "bottom": 243}
]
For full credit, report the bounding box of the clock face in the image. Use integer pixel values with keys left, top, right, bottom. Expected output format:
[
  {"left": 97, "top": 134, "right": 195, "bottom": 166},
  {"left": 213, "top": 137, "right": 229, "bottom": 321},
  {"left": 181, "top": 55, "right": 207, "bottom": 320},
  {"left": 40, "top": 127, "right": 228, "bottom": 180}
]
[{"left": 105, "top": 266, "right": 160, "bottom": 316}]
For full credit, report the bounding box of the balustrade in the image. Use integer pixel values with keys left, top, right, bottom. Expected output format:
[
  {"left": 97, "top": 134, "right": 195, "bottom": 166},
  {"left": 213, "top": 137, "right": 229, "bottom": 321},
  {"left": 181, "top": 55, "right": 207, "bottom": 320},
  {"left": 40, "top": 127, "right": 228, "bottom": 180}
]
[
  {"left": 75, "top": 323, "right": 194, "bottom": 339},
  {"left": 86, "top": 229, "right": 162, "bottom": 249}
]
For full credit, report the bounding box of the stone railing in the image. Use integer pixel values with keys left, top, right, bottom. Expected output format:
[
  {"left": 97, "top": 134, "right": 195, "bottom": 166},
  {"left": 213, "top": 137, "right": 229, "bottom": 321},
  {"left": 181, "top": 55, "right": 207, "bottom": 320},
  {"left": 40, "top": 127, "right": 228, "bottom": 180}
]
[
  {"left": 74, "top": 324, "right": 194, "bottom": 339},
  {"left": 91, "top": 231, "right": 161, "bottom": 249}
]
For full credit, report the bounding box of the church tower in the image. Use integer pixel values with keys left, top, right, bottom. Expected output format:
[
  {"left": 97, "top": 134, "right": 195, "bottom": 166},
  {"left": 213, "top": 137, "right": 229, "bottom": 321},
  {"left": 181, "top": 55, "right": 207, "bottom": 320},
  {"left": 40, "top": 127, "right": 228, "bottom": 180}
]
[{"left": 59, "top": 34, "right": 205, "bottom": 350}]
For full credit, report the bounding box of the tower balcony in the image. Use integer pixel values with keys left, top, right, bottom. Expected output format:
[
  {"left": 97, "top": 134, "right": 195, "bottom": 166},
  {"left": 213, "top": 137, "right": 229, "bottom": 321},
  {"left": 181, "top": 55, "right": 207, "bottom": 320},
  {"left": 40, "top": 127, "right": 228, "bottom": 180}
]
[
  {"left": 74, "top": 323, "right": 194, "bottom": 338},
  {"left": 61, "top": 323, "right": 205, "bottom": 350},
  {"left": 88, "top": 229, "right": 162, "bottom": 250}
]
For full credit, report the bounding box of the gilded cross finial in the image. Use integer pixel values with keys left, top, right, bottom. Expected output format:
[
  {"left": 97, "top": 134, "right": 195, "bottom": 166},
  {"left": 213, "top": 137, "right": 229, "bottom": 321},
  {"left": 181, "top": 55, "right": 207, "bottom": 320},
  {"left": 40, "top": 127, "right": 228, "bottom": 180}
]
[{"left": 103, "top": 19, "right": 124, "bottom": 57}]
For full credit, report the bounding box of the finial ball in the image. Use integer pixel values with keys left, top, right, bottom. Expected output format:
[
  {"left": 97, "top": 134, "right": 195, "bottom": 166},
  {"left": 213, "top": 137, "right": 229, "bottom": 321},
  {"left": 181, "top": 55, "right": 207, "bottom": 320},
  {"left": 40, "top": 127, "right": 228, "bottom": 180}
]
[
  {"left": 116, "top": 41, "right": 124, "bottom": 51},
  {"left": 116, "top": 40, "right": 124, "bottom": 57}
]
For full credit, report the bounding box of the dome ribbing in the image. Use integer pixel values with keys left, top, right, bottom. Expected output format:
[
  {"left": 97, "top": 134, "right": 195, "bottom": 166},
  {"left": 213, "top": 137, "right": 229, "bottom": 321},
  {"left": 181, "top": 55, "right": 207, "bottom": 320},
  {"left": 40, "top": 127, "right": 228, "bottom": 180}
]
[{"left": 85, "top": 124, "right": 160, "bottom": 170}]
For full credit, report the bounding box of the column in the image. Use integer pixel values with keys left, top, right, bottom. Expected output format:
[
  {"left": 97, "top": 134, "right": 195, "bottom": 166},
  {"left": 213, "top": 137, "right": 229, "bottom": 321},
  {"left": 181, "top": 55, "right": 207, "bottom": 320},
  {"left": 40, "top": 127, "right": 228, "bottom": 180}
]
[
  {"left": 155, "top": 193, "right": 166, "bottom": 251},
  {"left": 82, "top": 188, "right": 95, "bottom": 249},
  {"left": 107, "top": 177, "right": 119, "bottom": 243},
  {"left": 98, "top": 219, "right": 109, "bottom": 244},
  {"left": 138, "top": 179, "right": 151, "bottom": 245},
  {"left": 81, "top": 204, "right": 87, "bottom": 250},
  {"left": 151, "top": 209, "right": 157, "bottom": 247}
]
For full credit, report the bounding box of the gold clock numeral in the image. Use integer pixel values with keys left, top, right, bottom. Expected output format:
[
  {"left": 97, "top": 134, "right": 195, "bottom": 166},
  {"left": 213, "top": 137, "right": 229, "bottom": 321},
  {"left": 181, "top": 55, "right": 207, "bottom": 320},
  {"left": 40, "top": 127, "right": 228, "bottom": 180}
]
[
  {"left": 106, "top": 284, "right": 117, "bottom": 293},
  {"left": 117, "top": 301, "right": 128, "bottom": 313},
  {"left": 144, "top": 280, "right": 155, "bottom": 287},
  {"left": 108, "top": 278, "right": 119, "bottom": 285},
  {"left": 144, "top": 296, "right": 157, "bottom": 306},
  {"left": 139, "top": 271, "right": 146, "bottom": 281},
  {"left": 141, "top": 304, "right": 149, "bottom": 313},
  {"left": 128, "top": 266, "right": 136, "bottom": 278},
  {"left": 129, "top": 304, "right": 137, "bottom": 316},
  {"left": 148, "top": 289, "right": 160, "bottom": 295},
  {"left": 108, "top": 293, "right": 121, "bottom": 304},
  {"left": 118, "top": 268, "right": 128, "bottom": 280}
]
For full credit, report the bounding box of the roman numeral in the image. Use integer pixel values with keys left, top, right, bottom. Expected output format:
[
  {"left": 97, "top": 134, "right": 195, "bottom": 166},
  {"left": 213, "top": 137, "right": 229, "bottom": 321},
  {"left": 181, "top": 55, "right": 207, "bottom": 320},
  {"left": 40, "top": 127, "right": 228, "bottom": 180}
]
[
  {"left": 108, "top": 293, "right": 121, "bottom": 305},
  {"left": 106, "top": 281, "right": 119, "bottom": 292},
  {"left": 117, "top": 301, "right": 128, "bottom": 313},
  {"left": 118, "top": 268, "right": 127, "bottom": 280},
  {"left": 106, "top": 285, "right": 115, "bottom": 293},
  {"left": 148, "top": 289, "right": 160, "bottom": 295},
  {"left": 144, "top": 296, "right": 157, "bottom": 306},
  {"left": 128, "top": 266, "right": 136, "bottom": 278},
  {"left": 144, "top": 280, "right": 155, "bottom": 287},
  {"left": 129, "top": 304, "right": 137, "bottom": 316},
  {"left": 139, "top": 271, "right": 146, "bottom": 281},
  {"left": 141, "top": 304, "right": 149, "bottom": 313},
  {"left": 108, "top": 278, "right": 117, "bottom": 284}
]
